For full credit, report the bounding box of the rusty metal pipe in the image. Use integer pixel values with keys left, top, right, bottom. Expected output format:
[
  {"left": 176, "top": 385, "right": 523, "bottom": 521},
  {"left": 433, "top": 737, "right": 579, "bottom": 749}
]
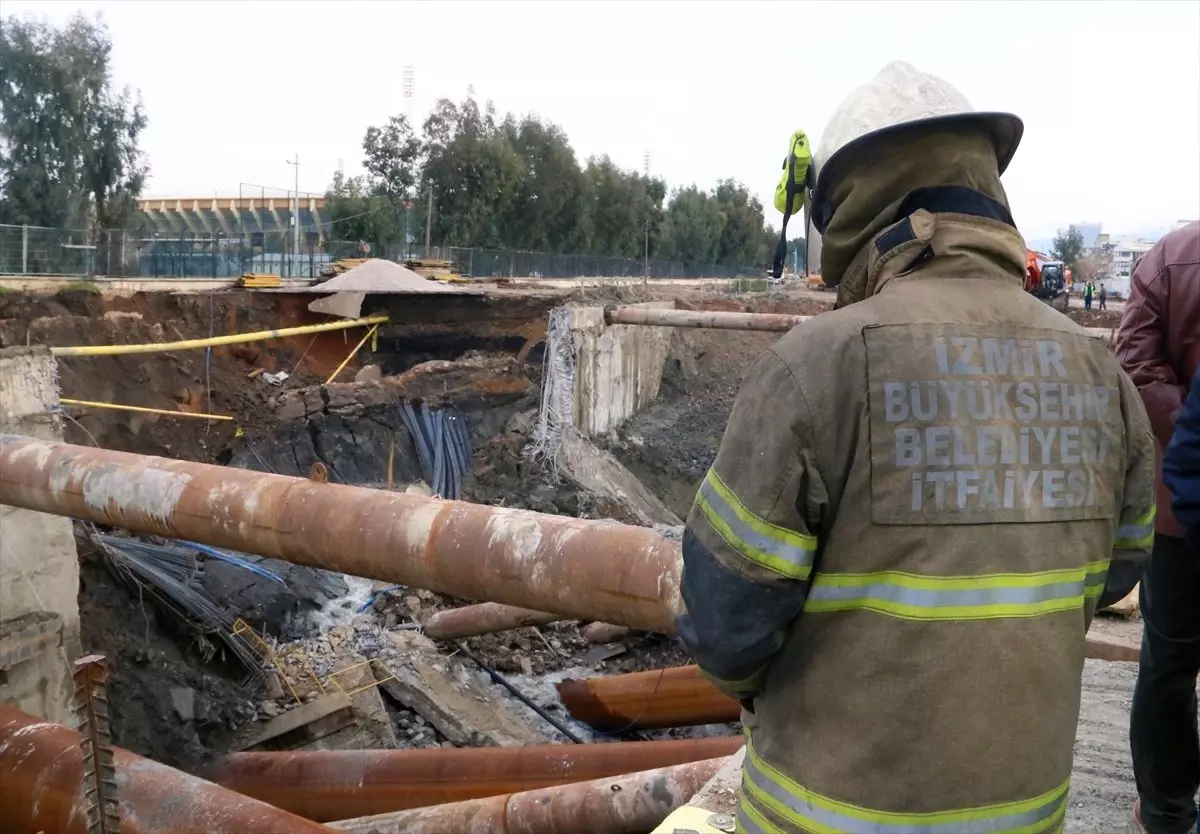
[
  {"left": 0, "top": 704, "right": 336, "bottom": 834},
  {"left": 558, "top": 666, "right": 738, "bottom": 730},
  {"left": 210, "top": 738, "right": 743, "bottom": 822},
  {"left": 327, "top": 755, "right": 730, "bottom": 834},
  {"left": 605, "top": 306, "right": 809, "bottom": 332},
  {"left": 0, "top": 436, "right": 683, "bottom": 632},
  {"left": 561, "top": 633, "right": 1145, "bottom": 732},
  {"left": 422, "top": 602, "right": 562, "bottom": 639}
]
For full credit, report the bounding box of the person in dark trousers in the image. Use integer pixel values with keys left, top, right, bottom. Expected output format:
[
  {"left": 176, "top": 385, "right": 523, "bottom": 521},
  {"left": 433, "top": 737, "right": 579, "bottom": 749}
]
[
  {"left": 1099, "top": 282, "right": 1108, "bottom": 311},
  {"left": 1084, "top": 279, "right": 1095, "bottom": 311},
  {"left": 1118, "top": 220, "right": 1200, "bottom": 834}
]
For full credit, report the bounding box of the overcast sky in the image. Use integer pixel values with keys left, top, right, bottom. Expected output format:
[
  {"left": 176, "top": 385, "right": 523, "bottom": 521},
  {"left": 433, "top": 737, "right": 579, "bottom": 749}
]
[{"left": 7, "top": 0, "right": 1199, "bottom": 240}]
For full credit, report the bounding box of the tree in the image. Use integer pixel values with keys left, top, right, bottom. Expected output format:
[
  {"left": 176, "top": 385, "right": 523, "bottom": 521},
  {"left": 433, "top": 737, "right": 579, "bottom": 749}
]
[
  {"left": 1050, "top": 225, "right": 1085, "bottom": 272},
  {"left": 712, "top": 179, "right": 768, "bottom": 266},
  {"left": 659, "top": 186, "right": 725, "bottom": 263},
  {"left": 362, "top": 115, "right": 422, "bottom": 203},
  {"left": 0, "top": 13, "right": 147, "bottom": 237},
  {"left": 324, "top": 169, "right": 402, "bottom": 255}
]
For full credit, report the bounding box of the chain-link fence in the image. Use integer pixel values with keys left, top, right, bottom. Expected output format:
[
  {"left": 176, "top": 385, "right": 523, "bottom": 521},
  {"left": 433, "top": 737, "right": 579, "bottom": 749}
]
[
  {"left": 1, "top": 223, "right": 764, "bottom": 281},
  {"left": 0, "top": 224, "right": 97, "bottom": 275}
]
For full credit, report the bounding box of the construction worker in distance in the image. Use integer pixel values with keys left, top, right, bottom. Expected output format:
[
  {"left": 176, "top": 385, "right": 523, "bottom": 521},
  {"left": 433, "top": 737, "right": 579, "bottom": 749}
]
[{"left": 676, "top": 60, "right": 1157, "bottom": 834}]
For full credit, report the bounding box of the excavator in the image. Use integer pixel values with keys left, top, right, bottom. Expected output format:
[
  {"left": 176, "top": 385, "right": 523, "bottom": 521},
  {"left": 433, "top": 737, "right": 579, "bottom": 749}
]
[{"left": 1025, "top": 250, "right": 1071, "bottom": 312}]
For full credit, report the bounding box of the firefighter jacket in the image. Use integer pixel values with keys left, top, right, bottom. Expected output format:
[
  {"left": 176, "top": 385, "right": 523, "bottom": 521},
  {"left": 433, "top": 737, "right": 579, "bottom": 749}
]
[{"left": 677, "top": 192, "right": 1157, "bottom": 834}]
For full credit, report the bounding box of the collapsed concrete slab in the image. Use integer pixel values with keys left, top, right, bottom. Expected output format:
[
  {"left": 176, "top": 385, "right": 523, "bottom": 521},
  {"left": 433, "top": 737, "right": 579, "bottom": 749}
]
[{"left": 374, "top": 631, "right": 555, "bottom": 747}]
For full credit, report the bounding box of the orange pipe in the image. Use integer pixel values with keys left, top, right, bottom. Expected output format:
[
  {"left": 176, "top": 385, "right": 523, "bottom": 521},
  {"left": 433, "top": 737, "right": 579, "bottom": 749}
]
[
  {"left": 0, "top": 435, "right": 682, "bottom": 632},
  {"left": 209, "top": 738, "right": 743, "bottom": 822},
  {"left": 0, "top": 704, "right": 335, "bottom": 834},
  {"left": 561, "top": 635, "right": 1142, "bottom": 732},
  {"left": 558, "top": 666, "right": 739, "bottom": 730},
  {"left": 423, "top": 602, "right": 561, "bottom": 639},
  {"left": 328, "top": 755, "right": 730, "bottom": 834}
]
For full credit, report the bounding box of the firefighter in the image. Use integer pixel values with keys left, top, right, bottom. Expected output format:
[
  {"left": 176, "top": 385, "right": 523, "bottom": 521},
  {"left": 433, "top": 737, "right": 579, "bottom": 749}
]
[{"left": 676, "top": 60, "right": 1158, "bottom": 834}]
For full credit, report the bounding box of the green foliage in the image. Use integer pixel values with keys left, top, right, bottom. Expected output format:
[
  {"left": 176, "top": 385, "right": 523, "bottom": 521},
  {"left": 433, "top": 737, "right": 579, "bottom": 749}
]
[
  {"left": 335, "top": 94, "right": 775, "bottom": 266},
  {"left": 1051, "top": 225, "right": 1085, "bottom": 271},
  {"left": 0, "top": 14, "right": 147, "bottom": 231},
  {"left": 361, "top": 114, "right": 422, "bottom": 204}
]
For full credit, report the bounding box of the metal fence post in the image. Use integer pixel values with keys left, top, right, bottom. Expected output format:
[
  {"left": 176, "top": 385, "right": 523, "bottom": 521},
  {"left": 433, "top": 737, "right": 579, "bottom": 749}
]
[{"left": 21, "top": 225, "right": 28, "bottom": 274}]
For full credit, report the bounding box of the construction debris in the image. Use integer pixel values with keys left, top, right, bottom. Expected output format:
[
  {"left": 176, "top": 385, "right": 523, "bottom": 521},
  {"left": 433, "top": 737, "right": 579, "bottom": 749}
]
[
  {"left": 208, "top": 738, "right": 744, "bottom": 822},
  {"left": 373, "top": 631, "right": 556, "bottom": 747},
  {"left": 240, "top": 273, "right": 282, "bottom": 289},
  {"left": 244, "top": 693, "right": 355, "bottom": 751},
  {"left": 327, "top": 756, "right": 730, "bottom": 834}
]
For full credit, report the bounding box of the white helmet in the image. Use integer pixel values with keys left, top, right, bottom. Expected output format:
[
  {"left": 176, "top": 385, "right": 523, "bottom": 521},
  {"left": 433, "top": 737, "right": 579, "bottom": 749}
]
[{"left": 810, "top": 60, "right": 1023, "bottom": 234}]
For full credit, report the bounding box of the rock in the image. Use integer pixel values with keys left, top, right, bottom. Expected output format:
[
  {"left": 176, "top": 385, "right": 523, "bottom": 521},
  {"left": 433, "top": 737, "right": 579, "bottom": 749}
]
[
  {"left": 404, "top": 482, "right": 433, "bottom": 497},
  {"left": 354, "top": 364, "right": 383, "bottom": 383},
  {"left": 170, "top": 687, "right": 196, "bottom": 722},
  {"left": 580, "top": 622, "right": 631, "bottom": 644},
  {"left": 259, "top": 701, "right": 282, "bottom": 719},
  {"left": 519, "top": 656, "right": 534, "bottom": 677}
]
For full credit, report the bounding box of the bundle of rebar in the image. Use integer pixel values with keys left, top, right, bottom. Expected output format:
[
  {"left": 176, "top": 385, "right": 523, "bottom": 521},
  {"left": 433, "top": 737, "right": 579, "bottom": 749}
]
[
  {"left": 92, "top": 533, "right": 267, "bottom": 679},
  {"left": 397, "top": 401, "right": 473, "bottom": 500}
]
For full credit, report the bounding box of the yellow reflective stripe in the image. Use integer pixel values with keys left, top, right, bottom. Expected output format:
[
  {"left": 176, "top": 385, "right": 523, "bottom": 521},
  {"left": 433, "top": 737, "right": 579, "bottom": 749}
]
[
  {"left": 805, "top": 564, "right": 1106, "bottom": 621},
  {"left": 694, "top": 469, "right": 816, "bottom": 579},
  {"left": 1085, "top": 559, "right": 1110, "bottom": 601},
  {"left": 744, "top": 737, "right": 1069, "bottom": 833},
  {"left": 737, "top": 798, "right": 786, "bottom": 834},
  {"left": 1115, "top": 505, "right": 1156, "bottom": 550}
]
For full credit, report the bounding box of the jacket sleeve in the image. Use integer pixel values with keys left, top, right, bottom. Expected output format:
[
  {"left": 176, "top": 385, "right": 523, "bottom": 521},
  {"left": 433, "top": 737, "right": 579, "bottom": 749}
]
[
  {"left": 1163, "top": 366, "right": 1200, "bottom": 542},
  {"left": 675, "top": 351, "right": 825, "bottom": 701},
  {"left": 1113, "top": 369, "right": 1158, "bottom": 559},
  {"left": 1116, "top": 246, "right": 1186, "bottom": 446}
]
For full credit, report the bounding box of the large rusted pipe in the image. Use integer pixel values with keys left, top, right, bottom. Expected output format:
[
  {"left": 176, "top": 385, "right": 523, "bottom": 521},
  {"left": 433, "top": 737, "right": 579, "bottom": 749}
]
[
  {"left": 423, "top": 602, "right": 562, "bottom": 639},
  {"left": 327, "top": 755, "right": 730, "bottom": 834},
  {"left": 605, "top": 306, "right": 809, "bottom": 332},
  {"left": 562, "top": 633, "right": 1144, "bottom": 731},
  {"left": 0, "top": 436, "right": 682, "bottom": 632},
  {"left": 604, "top": 305, "right": 1115, "bottom": 343},
  {"left": 558, "top": 666, "right": 739, "bottom": 731},
  {"left": 0, "top": 704, "right": 335, "bottom": 834},
  {"left": 210, "top": 738, "right": 743, "bottom": 822}
]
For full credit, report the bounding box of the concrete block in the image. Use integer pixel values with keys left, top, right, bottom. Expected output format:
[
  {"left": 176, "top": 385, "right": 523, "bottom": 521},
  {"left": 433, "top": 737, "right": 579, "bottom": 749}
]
[
  {"left": 569, "top": 302, "right": 674, "bottom": 436},
  {"left": 0, "top": 347, "right": 79, "bottom": 724}
]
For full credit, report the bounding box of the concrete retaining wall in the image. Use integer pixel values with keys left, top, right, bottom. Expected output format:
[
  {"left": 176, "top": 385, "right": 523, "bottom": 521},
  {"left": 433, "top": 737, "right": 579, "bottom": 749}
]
[
  {"left": 569, "top": 302, "right": 673, "bottom": 437},
  {"left": 0, "top": 346, "right": 79, "bottom": 722}
]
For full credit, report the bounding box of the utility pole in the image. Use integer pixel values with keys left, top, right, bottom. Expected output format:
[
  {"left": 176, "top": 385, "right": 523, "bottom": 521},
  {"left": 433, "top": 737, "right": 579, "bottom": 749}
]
[
  {"left": 424, "top": 186, "right": 433, "bottom": 258},
  {"left": 404, "top": 66, "right": 416, "bottom": 260},
  {"left": 643, "top": 151, "right": 650, "bottom": 290},
  {"left": 286, "top": 154, "right": 300, "bottom": 276}
]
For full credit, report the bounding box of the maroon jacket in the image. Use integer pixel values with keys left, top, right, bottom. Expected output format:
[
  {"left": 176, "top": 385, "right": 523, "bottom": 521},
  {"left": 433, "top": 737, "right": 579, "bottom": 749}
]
[{"left": 1116, "top": 221, "right": 1200, "bottom": 538}]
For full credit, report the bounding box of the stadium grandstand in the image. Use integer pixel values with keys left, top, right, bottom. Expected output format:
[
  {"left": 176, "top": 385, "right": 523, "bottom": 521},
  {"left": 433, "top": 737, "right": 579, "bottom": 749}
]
[{"left": 128, "top": 185, "right": 344, "bottom": 279}]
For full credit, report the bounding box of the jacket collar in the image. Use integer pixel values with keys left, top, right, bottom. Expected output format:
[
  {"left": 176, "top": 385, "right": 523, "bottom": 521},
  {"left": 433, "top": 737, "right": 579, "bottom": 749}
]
[{"left": 835, "top": 187, "right": 1026, "bottom": 307}]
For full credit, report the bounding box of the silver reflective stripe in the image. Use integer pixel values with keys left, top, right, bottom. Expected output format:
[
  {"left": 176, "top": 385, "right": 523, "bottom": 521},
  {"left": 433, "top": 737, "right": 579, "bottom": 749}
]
[
  {"left": 737, "top": 806, "right": 772, "bottom": 834},
  {"left": 697, "top": 479, "right": 814, "bottom": 576},
  {"left": 744, "top": 750, "right": 1067, "bottom": 834},
  {"left": 1116, "top": 521, "right": 1154, "bottom": 543},
  {"left": 807, "top": 579, "right": 1085, "bottom": 609}
]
